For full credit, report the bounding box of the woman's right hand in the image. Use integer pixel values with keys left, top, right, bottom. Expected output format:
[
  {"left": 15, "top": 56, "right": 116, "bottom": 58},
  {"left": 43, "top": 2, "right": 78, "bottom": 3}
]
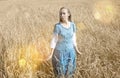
[
  {"left": 46, "top": 48, "right": 54, "bottom": 61},
  {"left": 46, "top": 53, "right": 53, "bottom": 61}
]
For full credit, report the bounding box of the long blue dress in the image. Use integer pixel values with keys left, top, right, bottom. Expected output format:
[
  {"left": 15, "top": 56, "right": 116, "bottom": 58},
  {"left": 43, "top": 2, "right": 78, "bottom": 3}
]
[{"left": 52, "top": 22, "right": 77, "bottom": 77}]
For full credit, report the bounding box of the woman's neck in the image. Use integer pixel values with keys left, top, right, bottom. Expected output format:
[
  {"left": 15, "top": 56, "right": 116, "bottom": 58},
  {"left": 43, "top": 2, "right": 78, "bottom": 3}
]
[
  {"left": 60, "top": 20, "right": 70, "bottom": 28},
  {"left": 61, "top": 20, "right": 69, "bottom": 24}
]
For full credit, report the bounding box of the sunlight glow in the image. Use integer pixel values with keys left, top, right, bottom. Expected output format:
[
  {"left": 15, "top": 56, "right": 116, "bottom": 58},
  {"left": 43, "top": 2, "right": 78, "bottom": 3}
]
[
  {"left": 94, "top": 11, "right": 101, "bottom": 20},
  {"left": 93, "top": 0, "right": 116, "bottom": 23},
  {"left": 19, "top": 58, "right": 26, "bottom": 67},
  {"left": 18, "top": 39, "right": 50, "bottom": 71}
]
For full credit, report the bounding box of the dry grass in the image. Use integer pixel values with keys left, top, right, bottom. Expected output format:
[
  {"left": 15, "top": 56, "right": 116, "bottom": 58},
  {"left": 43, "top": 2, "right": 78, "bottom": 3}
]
[{"left": 0, "top": 0, "right": 120, "bottom": 78}]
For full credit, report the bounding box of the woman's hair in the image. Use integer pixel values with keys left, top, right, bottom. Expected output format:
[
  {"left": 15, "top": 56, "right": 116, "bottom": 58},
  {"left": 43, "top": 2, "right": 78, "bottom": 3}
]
[{"left": 59, "top": 7, "right": 72, "bottom": 22}]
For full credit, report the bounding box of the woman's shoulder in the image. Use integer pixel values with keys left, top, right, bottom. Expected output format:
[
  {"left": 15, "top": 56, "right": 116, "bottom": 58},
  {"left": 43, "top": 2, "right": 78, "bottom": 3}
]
[
  {"left": 70, "top": 22, "right": 76, "bottom": 28},
  {"left": 54, "top": 22, "right": 75, "bottom": 28},
  {"left": 55, "top": 22, "right": 60, "bottom": 25},
  {"left": 70, "top": 22, "right": 75, "bottom": 25},
  {"left": 54, "top": 23, "right": 61, "bottom": 28},
  {"left": 55, "top": 22, "right": 61, "bottom": 26}
]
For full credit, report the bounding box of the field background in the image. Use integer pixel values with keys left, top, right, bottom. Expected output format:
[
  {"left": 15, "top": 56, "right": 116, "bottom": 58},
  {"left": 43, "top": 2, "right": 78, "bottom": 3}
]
[{"left": 0, "top": 0, "right": 120, "bottom": 78}]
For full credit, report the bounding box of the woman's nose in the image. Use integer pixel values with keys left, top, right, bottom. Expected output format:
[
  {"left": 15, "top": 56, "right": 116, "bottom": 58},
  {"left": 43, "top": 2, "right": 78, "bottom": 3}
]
[{"left": 61, "top": 14, "right": 64, "bottom": 17}]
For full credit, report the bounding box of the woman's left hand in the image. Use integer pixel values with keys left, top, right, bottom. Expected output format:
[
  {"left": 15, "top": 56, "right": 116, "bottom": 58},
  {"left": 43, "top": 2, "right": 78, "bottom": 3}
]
[
  {"left": 76, "top": 49, "right": 82, "bottom": 55},
  {"left": 75, "top": 46, "right": 82, "bottom": 55}
]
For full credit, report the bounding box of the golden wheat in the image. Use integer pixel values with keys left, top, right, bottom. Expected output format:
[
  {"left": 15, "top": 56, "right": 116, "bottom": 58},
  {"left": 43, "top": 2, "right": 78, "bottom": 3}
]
[{"left": 0, "top": 0, "right": 120, "bottom": 78}]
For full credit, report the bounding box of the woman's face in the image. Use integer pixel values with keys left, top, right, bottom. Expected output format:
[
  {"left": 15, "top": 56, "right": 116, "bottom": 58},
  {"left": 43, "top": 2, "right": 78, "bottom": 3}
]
[{"left": 60, "top": 8, "right": 70, "bottom": 22}]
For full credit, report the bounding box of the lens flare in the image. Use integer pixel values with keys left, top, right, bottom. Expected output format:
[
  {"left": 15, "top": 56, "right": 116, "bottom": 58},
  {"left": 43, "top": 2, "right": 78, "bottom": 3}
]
[
  {"left": 94, "top": 11, "right": 101, "bottom": 20},
  {"left": 106, "top": 5, "right": 113, "bottom": 12},
  {"left": 19, "top": 58, "right": 26, "bottom": 67},
  {"left": 93, "top": 0, "right": 116, "bottom": 23},
  {"left": 18, "top": 38, "right": 51, "bottom": 71}
]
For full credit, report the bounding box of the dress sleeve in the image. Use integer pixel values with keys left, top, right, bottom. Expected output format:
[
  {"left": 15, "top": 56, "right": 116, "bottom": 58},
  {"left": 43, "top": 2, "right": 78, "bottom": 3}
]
[
  {"left": 53, "top": 24, "right": 60, "bottom": 34},
  {"left": 73, "top": 23, "right": 77, "bottom": 32},
  {"left": 72, "top": 23, "right": 77, "bottom": 46},
  {"left": 50, "top": 34, "right": 58, "bottom": 48},
  {"left": 72, "top": 33, "right": 77, "bottom": 47},
  {"left": 50, "top": 25, "right": 59, "bottom": 48}
]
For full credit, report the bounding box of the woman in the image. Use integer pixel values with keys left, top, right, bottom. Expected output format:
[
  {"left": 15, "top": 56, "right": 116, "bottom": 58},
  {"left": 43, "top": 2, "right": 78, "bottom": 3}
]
[{"left": 49, "top": 7, "right": 82, "bottom": 78}]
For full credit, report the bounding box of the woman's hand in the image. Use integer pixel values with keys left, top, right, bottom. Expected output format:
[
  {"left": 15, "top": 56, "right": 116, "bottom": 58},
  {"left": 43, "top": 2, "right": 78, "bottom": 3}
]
[
  {"left": 46, "top": 53, "right": 52, "bottom": 61},
  {"left": 46, "top": 48, "right": 54, "bottom": 61},
  {"left": 76, "top": 49, "right": 82, "bottom": 55},
  {"left": 74, "top": 46, "right": 82, "bottom": 55}
]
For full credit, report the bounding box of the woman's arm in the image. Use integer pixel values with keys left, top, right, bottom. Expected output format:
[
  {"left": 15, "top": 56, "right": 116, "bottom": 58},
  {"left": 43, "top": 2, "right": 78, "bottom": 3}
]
[
  {"left": 73, "top": 33, "right": 82, "bottom": 55},
  {"left": 50, "top": 33, "right": 58, "bottom": 49},
  {"left": 47, "top": 33, "right": 58, "bottom": 60}
]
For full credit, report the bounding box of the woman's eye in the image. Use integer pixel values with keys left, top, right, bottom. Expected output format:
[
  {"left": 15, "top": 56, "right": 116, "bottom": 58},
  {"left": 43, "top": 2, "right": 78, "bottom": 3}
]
[
  {"left": 63, "top": 13, "right": 65, "bottom": 15},
  {"left": 60, "top": 12, "right": 66, "bottom": 15},
  {"left": 61, "top": 13, "right": 65, "bottom": 15}
]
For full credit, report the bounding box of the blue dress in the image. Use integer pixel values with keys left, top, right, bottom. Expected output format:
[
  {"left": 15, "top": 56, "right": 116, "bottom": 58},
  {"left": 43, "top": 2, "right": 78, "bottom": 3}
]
[{"left": 52, "top": 22, "right": 77, "bottom": 77}]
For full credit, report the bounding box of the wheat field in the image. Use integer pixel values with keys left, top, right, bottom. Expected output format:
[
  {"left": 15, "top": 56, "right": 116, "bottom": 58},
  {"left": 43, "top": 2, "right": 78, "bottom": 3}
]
[{"left": 0, "top": 0, "right": 120, "bottom": 78}]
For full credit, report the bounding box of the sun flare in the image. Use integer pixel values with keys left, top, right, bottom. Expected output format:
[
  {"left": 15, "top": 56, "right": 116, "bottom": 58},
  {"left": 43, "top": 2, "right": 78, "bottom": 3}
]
[{"left": 93, "top": 0, "right": 116, "bottom": 23}]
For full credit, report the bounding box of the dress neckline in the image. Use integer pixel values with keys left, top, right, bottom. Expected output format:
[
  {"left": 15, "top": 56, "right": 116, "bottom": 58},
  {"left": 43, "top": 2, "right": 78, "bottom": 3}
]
[{"left": 59, "top": 22, "right": 71, "bottom": 29}]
